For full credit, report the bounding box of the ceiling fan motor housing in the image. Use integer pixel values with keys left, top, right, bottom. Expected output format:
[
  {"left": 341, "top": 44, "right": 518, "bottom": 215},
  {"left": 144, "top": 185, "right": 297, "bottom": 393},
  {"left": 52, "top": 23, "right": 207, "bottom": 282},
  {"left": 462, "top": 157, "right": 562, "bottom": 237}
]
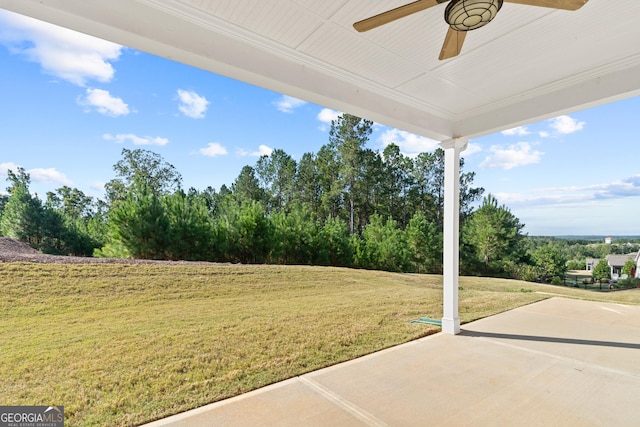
[{"left": 445, "top": 0, "right": 503, "bottom": 31}]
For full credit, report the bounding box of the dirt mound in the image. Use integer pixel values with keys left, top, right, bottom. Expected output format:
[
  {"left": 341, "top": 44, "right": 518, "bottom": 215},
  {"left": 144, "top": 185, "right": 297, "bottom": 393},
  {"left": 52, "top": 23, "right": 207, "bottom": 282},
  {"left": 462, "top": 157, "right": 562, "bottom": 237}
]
[
  {"left": 0, "top": 237, "right": 39, "bottom": 255},
  {"left": 0, "top": 237, "right": 228, "bottom": 265}
]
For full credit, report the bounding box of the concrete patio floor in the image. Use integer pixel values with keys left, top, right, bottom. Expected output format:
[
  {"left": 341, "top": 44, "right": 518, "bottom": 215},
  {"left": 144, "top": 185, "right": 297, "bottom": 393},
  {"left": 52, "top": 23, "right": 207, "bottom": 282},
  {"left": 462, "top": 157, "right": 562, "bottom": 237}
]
[{"left": 144, "top": 297, "right": 640, "bottom": 426}]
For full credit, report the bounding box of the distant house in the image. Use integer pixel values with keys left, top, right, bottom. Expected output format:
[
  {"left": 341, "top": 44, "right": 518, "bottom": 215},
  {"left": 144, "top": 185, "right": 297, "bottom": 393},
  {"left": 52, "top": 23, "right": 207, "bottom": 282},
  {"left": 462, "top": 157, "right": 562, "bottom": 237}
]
[
  {"left": 585, "top": 258, "right": 598, "bottom": 271},
  {"left": 605, "top": 236, "right": 613, "bottom": 244},
  {"left": 605, "top": 253, "right": 637, "bottom": 282}
]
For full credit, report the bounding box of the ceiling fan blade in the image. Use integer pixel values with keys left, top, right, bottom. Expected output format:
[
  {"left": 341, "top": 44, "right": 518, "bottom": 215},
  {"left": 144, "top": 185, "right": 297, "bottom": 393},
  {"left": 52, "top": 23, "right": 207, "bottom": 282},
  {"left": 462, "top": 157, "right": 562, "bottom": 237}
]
[
  {"left": 439, "top": 27, "right": 466, "bottom": 60},
  {"left": 503, "top": 0, "right": 588, "bottom": 10},
  {"left": 354, "top": 0, "right": 444, "bottom": 32}
]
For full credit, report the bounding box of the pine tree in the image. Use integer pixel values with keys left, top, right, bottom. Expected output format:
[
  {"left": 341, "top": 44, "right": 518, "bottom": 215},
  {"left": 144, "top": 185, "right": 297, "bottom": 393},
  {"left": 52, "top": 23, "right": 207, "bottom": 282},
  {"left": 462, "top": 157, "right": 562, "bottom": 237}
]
[
  {"left": 232, "top": 166, "right": 264, "bottom": 204},
  {"left": 405, "top": 211, "right": 442, "bottom": 273},
  {"left": 0, "top": 168, "right": 43, "bottom": 246},
  {"left": 329, "top": 114, "right": 373, "bottom": 234},
  {"left": 108, "top": 181, "right": 170, "bottom": 259},
  {"left": 463, "top": 194, "right": 525, "bottom": 274},
  {"left": 163, "top": 191, "right": 214, "bottom": 260},
  {"left": 295, "top": 152, "right": 322, "bottom": 218},
  {"left": 317, "top": 216, "right": 353, "bottom": 267}
]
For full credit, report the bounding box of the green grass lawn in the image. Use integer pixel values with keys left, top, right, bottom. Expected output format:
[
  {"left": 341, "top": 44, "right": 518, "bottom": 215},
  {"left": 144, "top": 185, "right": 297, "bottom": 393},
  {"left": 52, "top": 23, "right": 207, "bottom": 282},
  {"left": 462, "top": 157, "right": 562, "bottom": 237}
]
[{"left": 1, "top": 262, "right": 639, "bottom": 426}]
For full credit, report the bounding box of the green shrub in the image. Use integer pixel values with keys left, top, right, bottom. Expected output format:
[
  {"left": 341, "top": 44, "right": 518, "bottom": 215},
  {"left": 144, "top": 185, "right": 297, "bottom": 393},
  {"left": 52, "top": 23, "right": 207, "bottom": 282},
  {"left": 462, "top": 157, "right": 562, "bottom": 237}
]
[
  {"left": 94, "top": 240, "right": 131, "bottom": 258},
  {"left": 616, "top": 277, "right": 640, "bottom": 288},
  {"left": 566, "top": 259, "right": 584, "bottom": 270},
  {"left": 503, "top": 261, "right": 540, "bottom": 282},
  {"left": 550, "top": 276, "right": 563, "bottom": 286}
]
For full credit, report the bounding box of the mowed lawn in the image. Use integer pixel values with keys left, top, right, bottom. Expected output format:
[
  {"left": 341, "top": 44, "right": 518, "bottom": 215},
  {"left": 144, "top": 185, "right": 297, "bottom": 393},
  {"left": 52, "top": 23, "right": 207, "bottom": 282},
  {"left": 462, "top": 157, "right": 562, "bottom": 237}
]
[{"left": 2, "top": 263, "right": 640, "bottom": 426}]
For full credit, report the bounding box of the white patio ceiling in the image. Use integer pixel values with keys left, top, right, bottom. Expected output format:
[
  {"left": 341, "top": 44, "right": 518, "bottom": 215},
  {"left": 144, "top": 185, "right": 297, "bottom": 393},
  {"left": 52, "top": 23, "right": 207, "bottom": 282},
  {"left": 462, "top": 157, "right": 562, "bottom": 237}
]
[{"left": 2, "top": 0, "right": 640, "bottom": 141}]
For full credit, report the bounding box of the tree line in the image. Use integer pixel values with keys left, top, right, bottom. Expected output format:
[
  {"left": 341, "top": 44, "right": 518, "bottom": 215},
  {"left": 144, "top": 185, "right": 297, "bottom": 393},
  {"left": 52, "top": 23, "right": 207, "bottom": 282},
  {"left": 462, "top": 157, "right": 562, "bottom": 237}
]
[{"left": 1, "top": 113, "right": 596, "bottom": 281}]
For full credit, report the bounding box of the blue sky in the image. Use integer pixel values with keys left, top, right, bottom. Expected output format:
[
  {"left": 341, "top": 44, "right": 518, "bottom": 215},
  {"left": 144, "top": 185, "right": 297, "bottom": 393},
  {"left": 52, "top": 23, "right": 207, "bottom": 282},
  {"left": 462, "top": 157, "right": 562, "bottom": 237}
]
[{"left": 1, "top": 8, "right": 639, "bottom": 236}]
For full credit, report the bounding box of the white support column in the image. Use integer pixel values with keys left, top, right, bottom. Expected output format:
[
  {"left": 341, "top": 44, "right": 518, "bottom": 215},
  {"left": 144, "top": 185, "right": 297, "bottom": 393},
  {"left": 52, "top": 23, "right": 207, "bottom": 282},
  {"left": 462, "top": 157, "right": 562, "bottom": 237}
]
[{"left": 439, "top": 138, "right": 467, "bottom": 335}]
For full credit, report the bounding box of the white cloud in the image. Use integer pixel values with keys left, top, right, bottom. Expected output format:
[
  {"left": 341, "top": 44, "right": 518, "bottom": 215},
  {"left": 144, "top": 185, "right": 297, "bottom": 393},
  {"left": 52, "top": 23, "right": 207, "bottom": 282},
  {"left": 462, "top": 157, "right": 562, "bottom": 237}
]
[
  {"left": 1, "top": 163, "right": 72, "bottom": 187},
  {"left": 0, "top": 163, "right": 24, "bottom": 195},
  {"left": 548, "top": 115, "right": 585, "bottom": 135},
  {"left": 539, "top": 131, "right": 550, "bottom": 138},
  {"left": 0, "top": 162, "right": 21, "bottom": 176},
  {"left": 274, "top": 95, "right": 307, "bottom": 113},
  {"left": 494, "top": 191, "right": 591, "bottom": 208},
  {"left": 237, "top": 144, "right": 274, "bottom": 157},
  {"left": 0, "top": 9, "right": 122, "bottom": 86},
  {"left": 28, "top": 168, "right": 73, "bottom": 186},
  {"left": 78, "top": 88, "right": 130, "bottom": 117},
  {"left": 479, "top": 142, "right": 543, "bottom": 170},
  {"left": 91, "top": 181, "right": 105, "bottom": 191},
  {"left": 103, "top": 133, "right": 169, "bottom": 146},
  {"left": 501, "top": 126, "right": 530, "bottom": 136},
  {"left": 254, "top": 144, "right": 273, "bottom": 157},
  {"left": 379, "top": 128, "right": 440, "bottom": 155},
  {"left": 593, "top": 174, "right": 640, "bottom": 200},
  {"left": 317, "top": 108, "right": 341, "bottom": 124},
  {"left": 199, "top": 142, "right": 228, "bottom": 157},
  {"left": 494, "top": 174, "right": 640, "bottom": 208},
  {"left": 462, "top": 142, "right": 483, "bottom": 157},
  {"left": 177, "top": 89, "right": 209, "bottom": 119}
]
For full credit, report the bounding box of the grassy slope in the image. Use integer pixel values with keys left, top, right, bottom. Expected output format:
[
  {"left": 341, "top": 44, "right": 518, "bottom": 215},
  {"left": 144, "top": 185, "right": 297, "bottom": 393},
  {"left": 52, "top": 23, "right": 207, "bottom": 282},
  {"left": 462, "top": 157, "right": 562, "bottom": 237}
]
[{"left": 1, "top": 263, "right": 639, "bottom": 426}]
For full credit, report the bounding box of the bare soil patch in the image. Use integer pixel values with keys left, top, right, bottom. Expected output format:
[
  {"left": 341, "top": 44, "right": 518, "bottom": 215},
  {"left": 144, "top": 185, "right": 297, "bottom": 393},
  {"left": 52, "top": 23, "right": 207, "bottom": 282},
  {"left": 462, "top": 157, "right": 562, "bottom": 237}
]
[
  {"left": 0, "top": 237, "right": 227, "bottom": 266},
  {"left": 0, "top": 237, "right": 39, "bottom": 253}
]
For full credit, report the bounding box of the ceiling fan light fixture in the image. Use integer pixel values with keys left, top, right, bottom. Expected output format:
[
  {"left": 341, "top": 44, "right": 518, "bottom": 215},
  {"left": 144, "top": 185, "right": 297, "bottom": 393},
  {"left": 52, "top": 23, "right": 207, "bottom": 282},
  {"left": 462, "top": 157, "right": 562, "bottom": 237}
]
[{"left": 445, "top": 0, "right": 503, "bottom": 32}]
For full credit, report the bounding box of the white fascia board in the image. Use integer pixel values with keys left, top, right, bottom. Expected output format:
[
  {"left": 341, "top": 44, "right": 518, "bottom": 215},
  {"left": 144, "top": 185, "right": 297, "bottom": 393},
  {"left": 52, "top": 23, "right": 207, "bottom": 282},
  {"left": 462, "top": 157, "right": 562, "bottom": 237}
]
[{"left": 455, "top": 59, "right": 640, "bottom": 139}]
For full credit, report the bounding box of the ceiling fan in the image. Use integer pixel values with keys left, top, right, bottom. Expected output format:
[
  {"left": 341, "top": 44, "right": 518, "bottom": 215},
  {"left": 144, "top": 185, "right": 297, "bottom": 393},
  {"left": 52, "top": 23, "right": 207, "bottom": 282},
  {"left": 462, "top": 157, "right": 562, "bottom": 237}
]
[{"left": 353, "top": 0, "right": 589, "bottom": 60}]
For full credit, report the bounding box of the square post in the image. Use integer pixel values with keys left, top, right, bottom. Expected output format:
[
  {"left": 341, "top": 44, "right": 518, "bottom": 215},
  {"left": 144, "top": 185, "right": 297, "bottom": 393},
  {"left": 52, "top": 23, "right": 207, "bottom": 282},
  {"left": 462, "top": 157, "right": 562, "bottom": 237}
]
[{"left": 439, "top": 138, "right": 467, "bottom": 335}]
